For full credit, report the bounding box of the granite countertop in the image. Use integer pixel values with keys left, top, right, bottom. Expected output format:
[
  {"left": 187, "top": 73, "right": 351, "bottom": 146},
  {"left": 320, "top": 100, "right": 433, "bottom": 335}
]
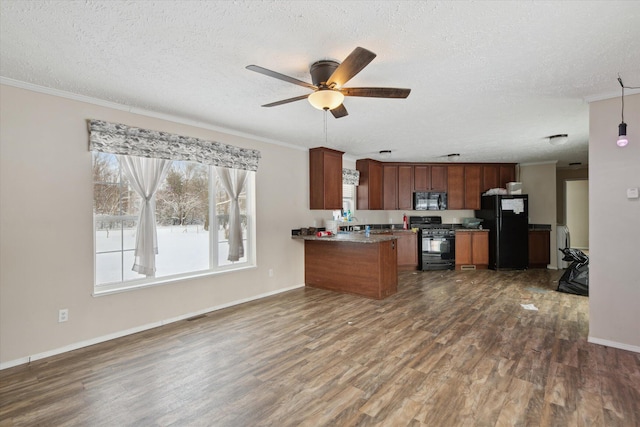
[
  {"left": 455, "top": 228, "right": 488, "bottom": 233},
  {"left": 292, "top": 233, "right": 398, "bottom": 244}
]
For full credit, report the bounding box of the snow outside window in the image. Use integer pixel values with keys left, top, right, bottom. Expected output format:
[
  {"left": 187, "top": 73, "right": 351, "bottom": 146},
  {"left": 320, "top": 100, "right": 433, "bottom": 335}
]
[{"left": 93, "top": 152, "right": 255, "bottom": 293}]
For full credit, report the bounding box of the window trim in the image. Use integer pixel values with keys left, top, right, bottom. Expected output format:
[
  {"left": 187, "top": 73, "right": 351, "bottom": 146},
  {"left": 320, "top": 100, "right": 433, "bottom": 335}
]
[{"left": 92, "top": 155, "right": 257, "bottom": 295}]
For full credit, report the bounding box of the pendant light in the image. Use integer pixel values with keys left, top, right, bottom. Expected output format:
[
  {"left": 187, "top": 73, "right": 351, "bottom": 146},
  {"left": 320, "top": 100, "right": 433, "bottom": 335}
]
[{"left": 617, "top": 77, "right": 629, "bottom": 147}]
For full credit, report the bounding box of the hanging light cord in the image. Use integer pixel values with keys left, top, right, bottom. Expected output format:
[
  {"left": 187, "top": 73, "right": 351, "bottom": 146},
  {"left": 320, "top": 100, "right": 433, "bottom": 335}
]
[
  {"left": 617, "top": 76, "right": 640, "bottom": 123},
  {"left": 618, "top": 77, "right": 625, "bottom": 122}
]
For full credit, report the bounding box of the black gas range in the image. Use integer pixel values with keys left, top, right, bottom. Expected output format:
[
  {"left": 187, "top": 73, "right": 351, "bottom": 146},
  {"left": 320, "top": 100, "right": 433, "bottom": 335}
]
[{"left": 409, "top": 216, "right": 456, "bottom": 271}]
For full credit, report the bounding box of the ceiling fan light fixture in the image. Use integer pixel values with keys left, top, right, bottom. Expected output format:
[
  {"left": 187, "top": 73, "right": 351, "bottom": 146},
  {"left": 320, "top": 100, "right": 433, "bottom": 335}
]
[
  {"left": 308, "top": 89, "right": 344, "bottom": 111},
  {"left": 548, "top": 134, "right": 569, "bottom": 146}
]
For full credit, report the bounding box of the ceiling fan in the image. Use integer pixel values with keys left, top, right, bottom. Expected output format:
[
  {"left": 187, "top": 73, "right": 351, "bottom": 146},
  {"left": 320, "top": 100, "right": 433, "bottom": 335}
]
[{"left": 246, "top": 47, "right": 411, "bottom": 118}]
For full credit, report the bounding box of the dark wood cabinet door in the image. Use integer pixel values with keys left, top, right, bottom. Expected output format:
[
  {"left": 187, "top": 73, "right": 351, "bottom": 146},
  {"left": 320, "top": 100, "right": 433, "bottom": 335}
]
[
  {"left": 383, "top": 165, "right": 398, "bottom": 210},
  {"left": 356, "top": 159, "right": 383, "bottom": 210},
  {"left": 482, "top": 165, "right": 500, "bottom": 192},
  {"left": 309, "top": 147, "right": 343, "bottom": 210},
  {"left": 528, "top": 230, "right": 550, "bottom": 268},
  {"left": 455, "top": 232, "right": 472, "bottom": 265},
  {"left": 464, "top": 165, "right": 482, "bottom": 210},
  {"left": 431, "top": 166, "right": 447, "bottom": 191},
  {"left": 413, "top": 165, "right": 430, "bottom": 191},
  {"left": 394, "top": 231, "right": 418, "bottom": 270},
  {"left": 447, "top": 165, "right": 465, "bottom": 210},
  {"left": 499, "top": 165, "right": 516, "bottom": 187},
  {"left": 472, "top": 231, "right": 489, "bottom": 265},
  {"left": 369, "top": 161, "right": 383, "bottom": 209},
  {"left": 398, "top": 165, "right": 413, "bottom": 210}
]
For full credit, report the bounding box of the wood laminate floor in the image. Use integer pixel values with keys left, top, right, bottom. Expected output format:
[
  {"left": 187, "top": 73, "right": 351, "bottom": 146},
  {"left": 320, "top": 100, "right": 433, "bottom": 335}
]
[{"left": 1, "top": 270, "right": 639, "bottom": 426}]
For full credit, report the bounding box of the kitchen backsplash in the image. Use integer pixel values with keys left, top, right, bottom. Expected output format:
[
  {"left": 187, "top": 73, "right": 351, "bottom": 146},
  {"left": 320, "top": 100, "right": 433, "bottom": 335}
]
[{"left": 329, "top": 209, "right": 476, "bottom": 226}]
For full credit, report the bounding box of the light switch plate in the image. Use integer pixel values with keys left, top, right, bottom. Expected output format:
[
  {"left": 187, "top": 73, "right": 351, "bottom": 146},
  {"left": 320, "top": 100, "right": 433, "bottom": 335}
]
[{"left": 627, "top": 187, "right": 639, "bottom": 199}]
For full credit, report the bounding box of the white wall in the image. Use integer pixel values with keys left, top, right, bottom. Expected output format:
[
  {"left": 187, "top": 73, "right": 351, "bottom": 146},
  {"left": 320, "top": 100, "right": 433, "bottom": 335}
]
[
  {"left": 519, "top": 161, "right": 558, "bottom": 269},
  {"left": 0, "top": 84, "right": 323, "bottom": 366},
  {"left": 588, "top": 93, "right": 640, "bottom": 351}
]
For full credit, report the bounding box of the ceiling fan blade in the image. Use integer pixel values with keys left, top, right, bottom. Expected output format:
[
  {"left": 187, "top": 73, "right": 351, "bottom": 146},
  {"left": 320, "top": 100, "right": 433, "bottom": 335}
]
[
  {"left": 261, "top": 94, "right": 310, "bottom": 107},
  {"left": 246, "top": 65, "right": 317, "bottom": 90},
  {"left": 328, "top": 47, "right": 377, "bottom": 88},
  {"left": 330, "top": 104, "right": 348, "bottom": 119},
  {"left": 340, "top": 87, "right": 411, "bottom": 98}
]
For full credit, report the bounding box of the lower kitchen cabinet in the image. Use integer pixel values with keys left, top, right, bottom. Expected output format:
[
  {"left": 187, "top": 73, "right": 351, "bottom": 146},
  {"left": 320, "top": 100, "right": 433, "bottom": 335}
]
[
  {"left": 455, "top": 230, "right": 489, "bottom": 270},
  {"left": 393, "top": 231, "right": 418, "bottom": 270},
  {"left": 528, "top": 230, "right": 550, "bottom": 268}
]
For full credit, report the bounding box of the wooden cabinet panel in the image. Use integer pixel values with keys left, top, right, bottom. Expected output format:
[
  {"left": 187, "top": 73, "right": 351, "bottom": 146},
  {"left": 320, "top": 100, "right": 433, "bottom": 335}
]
[
  {"left": 499, "top": 165, "right": 516, "bottom": 187},
  {"left": 309, "top": 147, "right": 343, "bottom": 210},
  {"left": 304, "top": 239, "right": 397, "bottom": 299},
  {"left": 447, "top": 165, "right": 465, "bottom": 210},
  {"left": 413, "top": 165, "right": 430, "bottom": 191},
  {"left": 455, "top": 232, "right": 473, "bottom": 265},
  {"left": 383, "top": 165, "right": 398, "bottom": 210},
  {"left": 482, "top": 165, "right": 500, "bottom": 192},
  {"left": 414, "top": 164, "right": 446, "bottom": 192},
  {"left": 529, "top": 230, "right": 550, "bottom": 268},
  {"left": 455, "top": 230, "right": 489, "bottom": 269},
  {"left": 471, "top": 231, "right": 489, "bottom": 265},
  {"left": 431, "top": 166, "right": 447, "bottom": 191},
  {"left": 398, "top": 165, "right": 413, "bottom": 210},
  {"left": 464, "top": 165, "right": 482, "bottom": 210},
  {"left": 356, "top": 159, "right": 383, "bottom": 210},
  {"left": 393, "top": 231, "right": 418, "bottom": 270}
]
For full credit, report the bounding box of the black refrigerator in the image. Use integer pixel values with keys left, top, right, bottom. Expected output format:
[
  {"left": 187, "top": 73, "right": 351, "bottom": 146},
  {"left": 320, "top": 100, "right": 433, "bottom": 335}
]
[{"left": 475, "top": 195, "right": 529, "bottom": 270}]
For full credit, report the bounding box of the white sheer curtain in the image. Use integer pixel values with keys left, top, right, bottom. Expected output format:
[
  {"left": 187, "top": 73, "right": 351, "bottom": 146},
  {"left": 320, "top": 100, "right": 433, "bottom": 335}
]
[
  {"left": 119, "top": 156, "right": 172, "bottom": 276},
  {"left": 215, "top": 167, "right": 248, "bottom": 262}
]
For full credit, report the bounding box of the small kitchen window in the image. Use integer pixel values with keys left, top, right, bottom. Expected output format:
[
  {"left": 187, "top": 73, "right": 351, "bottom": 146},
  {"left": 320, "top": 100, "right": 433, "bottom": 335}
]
[{"left": 343, "top": 184, "right": 355, "bottom": 213}]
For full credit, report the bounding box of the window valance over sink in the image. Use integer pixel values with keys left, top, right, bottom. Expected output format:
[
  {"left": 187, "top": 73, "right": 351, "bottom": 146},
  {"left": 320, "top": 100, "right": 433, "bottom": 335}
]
[
  {"left": 343, "top": 168, "right": 360, "bottom": 186},
  {"left": 88, "top": 119, "right": 261, "bottom": 171}
]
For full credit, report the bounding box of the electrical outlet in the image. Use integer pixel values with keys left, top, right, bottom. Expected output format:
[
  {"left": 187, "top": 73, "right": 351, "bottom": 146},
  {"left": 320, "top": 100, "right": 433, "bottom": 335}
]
[
  {"left": 58, "top": 309, "right": 69, "bottom": 323},
  {"left": 268, "top": 269, "right": 274, "bottom": 277}
]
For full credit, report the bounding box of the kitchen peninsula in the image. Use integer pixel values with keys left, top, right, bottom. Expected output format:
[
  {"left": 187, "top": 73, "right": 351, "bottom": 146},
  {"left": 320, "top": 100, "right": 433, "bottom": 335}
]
[{"left": 292, "top": 233, "right": 398, "bottom": 299}]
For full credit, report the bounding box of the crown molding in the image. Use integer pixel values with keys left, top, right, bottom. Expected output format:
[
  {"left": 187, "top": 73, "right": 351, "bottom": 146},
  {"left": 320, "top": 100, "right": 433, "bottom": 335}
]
[{"left": 0, "top": 77, "right": 307, "bottom": 153}]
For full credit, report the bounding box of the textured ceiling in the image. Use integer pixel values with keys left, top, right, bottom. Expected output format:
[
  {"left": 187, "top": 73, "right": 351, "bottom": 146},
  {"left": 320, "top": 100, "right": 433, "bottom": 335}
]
[{"left": 2, "top": 1, "right": 640, "bottom": 167}]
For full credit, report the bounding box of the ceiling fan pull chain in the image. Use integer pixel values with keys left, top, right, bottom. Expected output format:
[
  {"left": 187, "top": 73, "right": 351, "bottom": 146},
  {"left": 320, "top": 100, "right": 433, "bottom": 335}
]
[{"left": 324, "top": 110, "right": 328, "bottom": 145}]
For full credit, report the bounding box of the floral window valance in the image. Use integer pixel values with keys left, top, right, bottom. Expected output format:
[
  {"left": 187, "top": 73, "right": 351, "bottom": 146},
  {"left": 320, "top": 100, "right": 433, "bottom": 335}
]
[
  {"left": 88, "top": 119, "right": 261, "bottom": 171},
  {"left": 343, "top": 168, "right": 360, "bottom": 186}
]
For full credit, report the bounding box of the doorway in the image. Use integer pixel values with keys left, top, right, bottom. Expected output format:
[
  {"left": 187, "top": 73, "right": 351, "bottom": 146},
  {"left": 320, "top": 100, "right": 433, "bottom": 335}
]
[{"left": 565, "top": 179, "right": 589, "bottom": 251}]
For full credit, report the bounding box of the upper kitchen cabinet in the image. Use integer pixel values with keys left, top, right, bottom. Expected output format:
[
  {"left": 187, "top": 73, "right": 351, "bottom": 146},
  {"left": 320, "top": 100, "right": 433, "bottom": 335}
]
[
  {"left": 383, "top": 164, "right": 414, "bottom": 211},
  {"left": 464, "top": 165, "right": 482, "bottom": 210},
  {"left": 414, "top": 165, "right": 447, "bottom": 192},
  {"left": 356, "top": 159, "right": 383, "bottom": 210},
  {"left": 447, "top": 164, "right": 482, "bottom": 210},
  {"left": 447, "top": 165, "right": 465, "bottom": 209},
  {"left": 397, "top": 165, "right": 414, "bottom": 210},
  {"left": 499, "top": 164, "right": 516, "bottom": 187},
  {"left": 309, "top": 147, "right": 343, "bottom": 210},
  {"left": 383, "top": 165, "right": 398, "bottom": 210},
  {"left": 482, "top": 164, "right": 517, "bottom": 192}
]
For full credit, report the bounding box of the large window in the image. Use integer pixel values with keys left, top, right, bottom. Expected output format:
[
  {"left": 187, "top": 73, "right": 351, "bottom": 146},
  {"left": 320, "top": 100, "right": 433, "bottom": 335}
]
[{"left": 93, "top": 152, "right": 255, "bottom": 292}]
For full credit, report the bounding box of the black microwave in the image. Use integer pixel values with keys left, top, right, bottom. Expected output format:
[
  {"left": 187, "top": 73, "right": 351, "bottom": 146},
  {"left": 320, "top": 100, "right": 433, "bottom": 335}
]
[{"left": 413, "top": 192, "right": 447, "bottom": 210}]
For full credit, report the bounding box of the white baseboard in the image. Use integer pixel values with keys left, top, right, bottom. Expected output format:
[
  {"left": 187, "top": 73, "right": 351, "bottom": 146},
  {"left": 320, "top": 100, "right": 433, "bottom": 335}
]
[
  {"left": 588, "top": 336, "right": 640, "bottom": 354},
  {"left": 0, "top": 283, "right": 305, "bottom": 371}
]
